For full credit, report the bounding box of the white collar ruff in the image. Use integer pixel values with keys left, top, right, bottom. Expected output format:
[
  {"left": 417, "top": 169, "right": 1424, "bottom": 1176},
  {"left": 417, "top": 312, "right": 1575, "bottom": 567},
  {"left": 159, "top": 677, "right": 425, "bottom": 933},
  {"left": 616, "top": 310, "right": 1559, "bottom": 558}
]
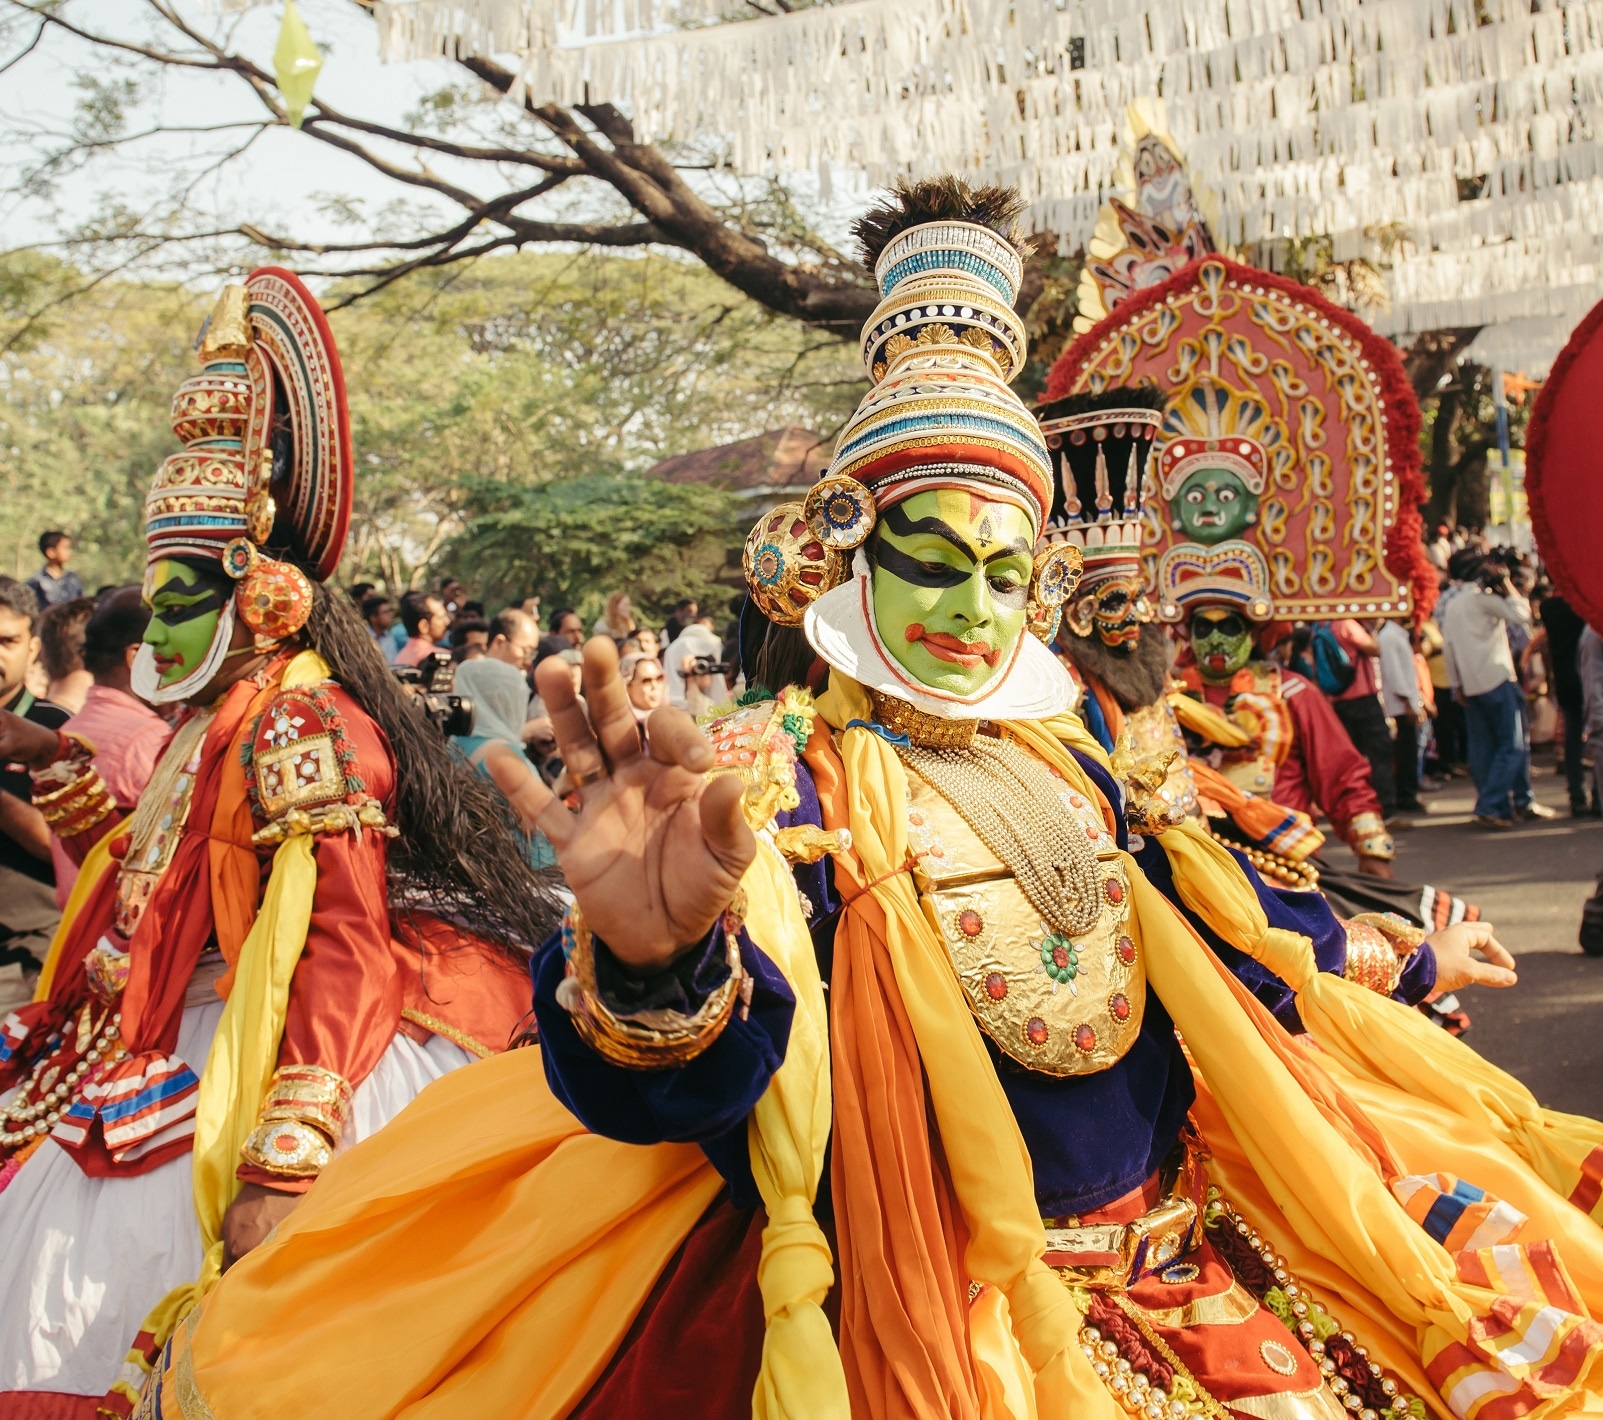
[{"left": 803, "top": 570, "right": 1075, "bottom": 722}]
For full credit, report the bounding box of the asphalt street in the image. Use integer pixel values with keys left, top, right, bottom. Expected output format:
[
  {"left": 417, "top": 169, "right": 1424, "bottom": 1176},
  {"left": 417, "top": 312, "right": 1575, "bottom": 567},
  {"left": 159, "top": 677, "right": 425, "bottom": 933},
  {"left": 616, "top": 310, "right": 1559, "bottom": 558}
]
[{"left": 1382, "top": 748, "right": 1603, "bottom": 1117}]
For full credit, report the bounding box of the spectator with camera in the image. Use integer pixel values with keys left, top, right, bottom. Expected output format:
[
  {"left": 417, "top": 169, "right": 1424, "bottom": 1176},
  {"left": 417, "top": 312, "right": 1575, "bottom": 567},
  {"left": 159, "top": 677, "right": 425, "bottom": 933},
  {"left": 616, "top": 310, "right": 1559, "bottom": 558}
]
[
  {"left": 1441, "top": 548, "right": 1554, "bottom": 829},
  {"left": 395, "top": 589, "right": 450, "bottom": 668},
  {"left": 449, "top": 656, "right": 557, "bottom": 869},
  {"left": 663, "top": 612, "right": 728, "bottom": 711}
]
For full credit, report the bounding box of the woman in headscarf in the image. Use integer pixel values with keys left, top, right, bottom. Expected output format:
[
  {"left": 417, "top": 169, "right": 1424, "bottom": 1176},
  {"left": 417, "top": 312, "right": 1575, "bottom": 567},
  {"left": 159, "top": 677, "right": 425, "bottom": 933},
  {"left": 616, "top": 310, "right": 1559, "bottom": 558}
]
[{"left": 450, "top": 656, "right": 557, "bottom": 869}]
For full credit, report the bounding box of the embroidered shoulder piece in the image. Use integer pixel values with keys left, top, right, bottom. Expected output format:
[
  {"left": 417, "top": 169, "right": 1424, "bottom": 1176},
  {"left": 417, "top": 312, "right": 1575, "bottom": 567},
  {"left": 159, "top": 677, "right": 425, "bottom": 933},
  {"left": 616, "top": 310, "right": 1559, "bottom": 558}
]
[
  {"left": 244, "top": 684, "right": 392, "bottom": 845},
  {"left": 704, "top": 687, "right": 807, "bottom": 828}
]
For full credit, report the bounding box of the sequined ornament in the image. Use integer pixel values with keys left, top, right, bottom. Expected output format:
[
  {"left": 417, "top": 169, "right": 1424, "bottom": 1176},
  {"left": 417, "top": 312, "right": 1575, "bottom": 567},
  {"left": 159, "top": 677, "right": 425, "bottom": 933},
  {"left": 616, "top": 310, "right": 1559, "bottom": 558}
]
[
  {"left": 238, "top": 559, "right": 313, "bottom": 641},
  {"left": 804, "top": 473, "right": 876, "bottom": 551},
  {"left": 1030, "top": 541, "right": 1084, "bottom": 609},
  {"left": 742, "top": 503, "right": 847, "bottom": 627}
]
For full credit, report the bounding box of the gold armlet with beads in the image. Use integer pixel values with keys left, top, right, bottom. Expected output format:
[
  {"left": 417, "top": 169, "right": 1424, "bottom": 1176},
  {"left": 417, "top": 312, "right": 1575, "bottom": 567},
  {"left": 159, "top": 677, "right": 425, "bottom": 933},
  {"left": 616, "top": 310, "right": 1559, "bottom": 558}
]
[
  {"left": 1346, "top": 811, "right": 1395, "bottom": 861},
  {"left": 31, "top": 734, "right": 116, "bottom": 838},
  {"left": 555, "top": 899, "right": 748, "bottom": 1070},
  {"left": 1342, "top": 910, "right": 1427, "bottom": 997},
  {"left": 238, "top": 1064, "right": 354, "bottom": 1178}
]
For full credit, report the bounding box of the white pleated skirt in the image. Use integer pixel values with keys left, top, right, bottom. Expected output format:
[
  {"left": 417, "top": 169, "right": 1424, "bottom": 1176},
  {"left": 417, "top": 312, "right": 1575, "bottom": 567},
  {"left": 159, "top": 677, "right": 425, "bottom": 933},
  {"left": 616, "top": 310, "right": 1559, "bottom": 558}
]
[{"left": 0, "top": 1000, "right": 473, "bottom": 1398}]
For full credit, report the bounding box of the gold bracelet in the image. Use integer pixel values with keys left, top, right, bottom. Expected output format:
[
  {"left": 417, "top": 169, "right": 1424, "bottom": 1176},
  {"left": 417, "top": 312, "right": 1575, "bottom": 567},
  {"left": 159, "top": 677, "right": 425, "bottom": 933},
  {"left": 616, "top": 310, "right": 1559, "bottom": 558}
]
[
  {"left": 559, "top": 901, "right": 745, "bottom": 1070},
  {"left": 1346, "top": 812, "right": 1395, "bottom": 861},
  {"left": 32, "top": 767, "right": 116, "bottom": 837},
  {"left": 1339, "top": 919, "right": 1405, "bottom": 995}
]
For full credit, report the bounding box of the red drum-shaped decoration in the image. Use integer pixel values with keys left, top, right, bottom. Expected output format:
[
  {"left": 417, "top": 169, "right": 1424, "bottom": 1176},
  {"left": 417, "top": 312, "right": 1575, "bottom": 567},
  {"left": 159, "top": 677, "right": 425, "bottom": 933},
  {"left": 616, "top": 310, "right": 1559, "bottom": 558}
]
[{"left": 1527, "top": 296, "right": 1603, "bottom": 634}]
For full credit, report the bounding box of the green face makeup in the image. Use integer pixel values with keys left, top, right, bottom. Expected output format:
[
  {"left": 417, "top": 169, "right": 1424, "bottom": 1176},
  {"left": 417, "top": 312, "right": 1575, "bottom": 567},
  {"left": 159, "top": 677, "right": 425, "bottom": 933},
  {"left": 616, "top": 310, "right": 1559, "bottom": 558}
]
[
  {"left": 143, "top": 558, "right": 229, "bottom": 689},
  {"left": 1188, "top": 608, "right": 1254, "bottom": 684},
  {"left": 1170, "top": 467, "right": 1257, "bottom": 543},
  {"left": 869, "top": 488, "right": 1035, "bottom": 697}
]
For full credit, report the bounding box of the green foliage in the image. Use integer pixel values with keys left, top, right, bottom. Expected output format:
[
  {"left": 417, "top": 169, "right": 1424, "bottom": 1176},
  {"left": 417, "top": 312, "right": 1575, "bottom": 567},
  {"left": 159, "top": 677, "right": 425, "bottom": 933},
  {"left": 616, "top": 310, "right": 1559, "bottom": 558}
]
[
  {"left": 0, "top": 249, "right": 864, "bottom": 605},
  {"left": 453, "top": 474, "right": 746, "bottom": 623},
  {"left": 0, "top": 252, "right": 205, "bottom": 586}
]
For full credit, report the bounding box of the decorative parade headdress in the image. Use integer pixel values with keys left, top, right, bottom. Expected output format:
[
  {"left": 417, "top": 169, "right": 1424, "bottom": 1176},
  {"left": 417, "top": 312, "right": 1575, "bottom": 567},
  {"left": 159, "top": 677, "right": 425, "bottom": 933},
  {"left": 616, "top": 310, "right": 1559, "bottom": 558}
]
[
  {"left": 134, "top": 267, "right": 353, "bottom": 702},
  {"left": 1036, "top": 385, "right": 1167, "bottom": 585},
  {"left": 742, "top": 178, "right": 1078, "bottom": 719},
  {"left": 1044, "top": 256, "right": 1434, "bottom": 626},
  {"left": 1154, "top": 539, "right": 1275, "bottom": 623}
]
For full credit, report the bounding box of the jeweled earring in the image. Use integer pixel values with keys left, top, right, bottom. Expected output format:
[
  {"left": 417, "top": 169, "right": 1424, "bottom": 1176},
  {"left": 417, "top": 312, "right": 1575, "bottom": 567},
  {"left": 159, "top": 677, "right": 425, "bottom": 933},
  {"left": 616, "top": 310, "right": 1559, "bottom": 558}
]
[
  {"left": 235, "top": 555, "right": 313, "bottom": 646},
  {"left": 803, "top": 474, "right": 876, "bottom": 552},
  {"left": 743, "top": 504, "right": 848, "bottom": 627},
  {"left": 1026, "top": 543, "right": 1083, "bottom": 643}
]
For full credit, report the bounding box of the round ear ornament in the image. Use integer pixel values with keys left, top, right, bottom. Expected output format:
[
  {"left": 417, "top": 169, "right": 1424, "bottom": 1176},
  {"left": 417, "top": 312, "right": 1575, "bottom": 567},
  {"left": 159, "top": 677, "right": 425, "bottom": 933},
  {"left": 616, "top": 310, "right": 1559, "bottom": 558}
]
[
  {"left": 1026, "top": 544, "right": 1082, "bottom": 644},
  {"left": 222, "top": 537, "right": 258, "bottom": 581},
  {"left": 743, "top": 503, "right": 849, "bottom": 628},
  {"left": 237, "top": 557, "right": 314, "bottom": 643},
  {"left": 1030, "top": 543, "right": 1084, "bottom": 609},
  {"left": 803, "top": 474, "right": 876, "bottom": 552}
]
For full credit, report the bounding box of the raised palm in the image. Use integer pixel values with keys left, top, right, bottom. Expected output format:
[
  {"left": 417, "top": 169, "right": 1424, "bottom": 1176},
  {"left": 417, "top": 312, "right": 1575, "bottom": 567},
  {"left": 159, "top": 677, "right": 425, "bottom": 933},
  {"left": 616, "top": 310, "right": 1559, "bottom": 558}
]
[{"left": 518, "top": 639, "right": 755, "bottom": 972}]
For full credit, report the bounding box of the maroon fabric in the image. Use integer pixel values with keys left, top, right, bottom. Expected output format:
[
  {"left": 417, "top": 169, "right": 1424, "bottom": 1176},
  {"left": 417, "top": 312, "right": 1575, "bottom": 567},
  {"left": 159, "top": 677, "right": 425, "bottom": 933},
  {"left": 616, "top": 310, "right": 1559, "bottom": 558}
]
[
  {"left": 570, "top": 1197, "right": 769, "bottom": 1419},
  {"left": 0, "top": 1393, "right": 100, "bottom": 1419}
]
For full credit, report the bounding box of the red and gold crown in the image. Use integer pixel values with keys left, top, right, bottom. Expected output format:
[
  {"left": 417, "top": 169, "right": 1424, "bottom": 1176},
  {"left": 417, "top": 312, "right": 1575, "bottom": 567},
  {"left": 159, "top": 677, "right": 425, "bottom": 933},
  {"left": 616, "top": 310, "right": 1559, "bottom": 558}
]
[{"left": 145, "top": 268, "right": 351, "bottom": 585}]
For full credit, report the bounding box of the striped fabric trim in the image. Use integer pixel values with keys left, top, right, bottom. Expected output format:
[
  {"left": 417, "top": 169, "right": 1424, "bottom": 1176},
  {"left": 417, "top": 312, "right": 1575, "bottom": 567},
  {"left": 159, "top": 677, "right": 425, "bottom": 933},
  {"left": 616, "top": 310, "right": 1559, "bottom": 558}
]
[
  {"left": 1419, "top": 884, "right": 1481, "bottom": 930},
  {"left": 0, "top": 1011, "right": 30, "bottom": 1065},
  {"left": 1423, "top": 1240, "right": 1603, "bottom": 1418},
  {"left": 1567, "top": 1144, "right": 1603, "bottom": 1217},
  {"left": 1258, "top": 807, "right": 1323, "bottom": 861},
  {"left": 51, "top": 1051, "right": 201, "bottom": 1162},
  {"left": 1393, "top": 1174, "right": 1527, "bottom": 1252}
]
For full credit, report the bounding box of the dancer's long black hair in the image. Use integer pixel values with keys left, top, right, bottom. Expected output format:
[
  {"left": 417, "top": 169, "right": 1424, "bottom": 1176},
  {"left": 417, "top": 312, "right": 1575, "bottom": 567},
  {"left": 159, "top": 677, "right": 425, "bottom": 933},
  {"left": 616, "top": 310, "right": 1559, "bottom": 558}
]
[{"left": 302, "top": 577, "right": 561, "bottom": 956}]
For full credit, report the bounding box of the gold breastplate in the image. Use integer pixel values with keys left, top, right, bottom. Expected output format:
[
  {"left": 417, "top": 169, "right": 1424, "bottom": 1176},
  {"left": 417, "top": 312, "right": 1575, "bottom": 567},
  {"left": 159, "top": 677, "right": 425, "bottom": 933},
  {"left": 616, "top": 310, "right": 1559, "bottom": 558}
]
[{"left": 904, "top": 752, "right": 1145, "bottom": 1076}]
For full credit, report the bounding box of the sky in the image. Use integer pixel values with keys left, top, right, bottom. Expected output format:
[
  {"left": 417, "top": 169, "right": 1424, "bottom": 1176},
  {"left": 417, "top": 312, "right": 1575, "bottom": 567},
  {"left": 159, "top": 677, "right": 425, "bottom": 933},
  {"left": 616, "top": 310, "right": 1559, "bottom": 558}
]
[
  {"left": 0, "top": 0, "right": 864, "bottom": 286},
  {"left": 2, "top": 1, "right": 516, "bottom": 265}
]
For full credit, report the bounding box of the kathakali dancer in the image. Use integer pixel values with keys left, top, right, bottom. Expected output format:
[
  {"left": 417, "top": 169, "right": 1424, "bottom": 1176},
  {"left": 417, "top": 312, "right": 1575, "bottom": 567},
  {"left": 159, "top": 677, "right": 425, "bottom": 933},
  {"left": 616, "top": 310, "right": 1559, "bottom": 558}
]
[
  {"left": 0, "top": 270, "right": 550, "bottom": 1416},
  {"left": 141, "top": 187, "right": 1603, "bottom": 1420}
]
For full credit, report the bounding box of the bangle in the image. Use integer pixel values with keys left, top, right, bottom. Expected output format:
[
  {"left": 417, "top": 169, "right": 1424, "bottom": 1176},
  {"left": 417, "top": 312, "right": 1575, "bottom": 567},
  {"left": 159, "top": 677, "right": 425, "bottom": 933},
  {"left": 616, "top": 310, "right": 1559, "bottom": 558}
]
[
  {"left": 31, "top": 766, "right": 116, "bottom": 837},
  {"left": 1340, "top": 919, "right": 1406, "bottom": 994},
  {"left": 558, "top": 901, "right": 745, "bottom": 1069},
  {"left": 237, "top": 1064, "right": 353, "bottom": 1178},
  {"left": 1346, "top": 812, "right": 1395, "bottom": 861}
]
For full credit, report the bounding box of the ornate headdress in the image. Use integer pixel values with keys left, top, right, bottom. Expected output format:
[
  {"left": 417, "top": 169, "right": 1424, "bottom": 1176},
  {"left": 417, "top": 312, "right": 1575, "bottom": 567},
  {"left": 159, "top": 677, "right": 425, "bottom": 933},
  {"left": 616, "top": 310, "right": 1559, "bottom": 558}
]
[
  {"left": 1155, "top": 540, "right": 1275, "bottom": 623},
  {"left": 1037, "top": 385, "right": 1166, "bottom": 583},
  {"left": 742, "top": 179, "right": 1079, "bottom": 719},
  {"left": 134, "top": 268, "right": 353, "bottom": 702},
  {"left": 1044, "top": 256, "right": 1433, "bottom": 626}
]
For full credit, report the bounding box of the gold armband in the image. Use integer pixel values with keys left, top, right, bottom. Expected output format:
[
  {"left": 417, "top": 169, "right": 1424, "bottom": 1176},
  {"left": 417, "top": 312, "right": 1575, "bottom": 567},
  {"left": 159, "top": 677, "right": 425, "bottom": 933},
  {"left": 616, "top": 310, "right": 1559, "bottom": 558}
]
[
  {"left": 557, "top": 902, "right": 745, "bottom": 1070},
  {"left": 251, "top": 796, "right": 397, "bottom": 846},
  {"left": 238, "top": 1064, "right": 353, "bottom": 1177},
  {"left": 1340, "top": 918, "right": 1407, "bottom": 995},
  {"left": 1345, "top": 811, "right": 1395, "bottom": 861},
  {"left": 32, "top": 735, "right": 116, "bottom": 838}
]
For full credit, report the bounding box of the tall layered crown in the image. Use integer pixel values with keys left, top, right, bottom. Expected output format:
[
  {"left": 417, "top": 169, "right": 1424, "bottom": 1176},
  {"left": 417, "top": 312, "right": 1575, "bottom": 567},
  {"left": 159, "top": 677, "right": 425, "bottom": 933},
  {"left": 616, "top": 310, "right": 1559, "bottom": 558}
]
[
  {"left": 1036, "top": 385, "right": 1166, "bottom": 583},
  {"left": 824, "top": 180, "right": 1053, "bottom": 530}
]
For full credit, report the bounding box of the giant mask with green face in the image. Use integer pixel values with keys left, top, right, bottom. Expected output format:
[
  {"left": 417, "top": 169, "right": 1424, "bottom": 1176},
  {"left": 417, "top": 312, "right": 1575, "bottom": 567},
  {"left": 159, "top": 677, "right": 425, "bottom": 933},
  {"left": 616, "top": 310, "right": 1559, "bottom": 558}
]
[{"left": 1168, "top": 466, "right": 1258, "bottom": 543}]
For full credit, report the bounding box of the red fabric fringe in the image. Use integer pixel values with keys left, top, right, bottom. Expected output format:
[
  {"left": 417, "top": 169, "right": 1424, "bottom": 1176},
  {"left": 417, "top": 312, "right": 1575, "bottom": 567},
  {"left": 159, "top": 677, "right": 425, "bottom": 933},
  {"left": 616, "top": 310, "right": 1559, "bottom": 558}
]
[
  {"left": 1044, "top": 258, "right": 1436, "bottom": 624},
  {"left": 1525, "top": 293, "right": 1603, "bottom": 634}
]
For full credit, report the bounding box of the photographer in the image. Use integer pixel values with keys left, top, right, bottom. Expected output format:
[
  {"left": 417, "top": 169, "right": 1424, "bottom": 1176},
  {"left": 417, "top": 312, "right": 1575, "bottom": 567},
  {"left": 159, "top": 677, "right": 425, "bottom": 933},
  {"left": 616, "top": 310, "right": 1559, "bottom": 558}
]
[
  {"left": 1441, "top": 549, "right": 1552, "bottom": 828},
  {"left": 664, "top": 613, "right": 728, "bottom": 709}
]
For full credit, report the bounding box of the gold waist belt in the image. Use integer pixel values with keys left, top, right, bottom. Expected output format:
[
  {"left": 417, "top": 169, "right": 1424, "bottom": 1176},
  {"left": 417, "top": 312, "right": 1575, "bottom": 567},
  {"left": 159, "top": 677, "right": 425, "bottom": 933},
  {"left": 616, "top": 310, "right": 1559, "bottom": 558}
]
[{"left": 1043, "top": 1147, "right": 1203, "bottom": 1290}]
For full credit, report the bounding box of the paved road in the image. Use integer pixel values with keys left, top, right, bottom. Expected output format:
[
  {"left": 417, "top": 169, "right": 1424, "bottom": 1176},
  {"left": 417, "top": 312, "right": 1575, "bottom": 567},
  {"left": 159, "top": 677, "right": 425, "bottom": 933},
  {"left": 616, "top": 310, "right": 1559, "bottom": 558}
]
[{"left": 1383, "top": 750, "right": 1603, "bottom": 1117}]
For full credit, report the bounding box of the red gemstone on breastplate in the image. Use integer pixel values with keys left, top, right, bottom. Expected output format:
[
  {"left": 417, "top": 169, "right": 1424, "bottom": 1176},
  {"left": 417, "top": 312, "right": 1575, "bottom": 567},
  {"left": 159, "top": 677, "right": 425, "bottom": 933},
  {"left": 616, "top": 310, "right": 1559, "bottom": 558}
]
[
  {"left": 1109, "top": 992, "right": 1131, "bottom": 1023},
  {"left": 1116, "top": 935, "right": 1136, "bottom": 963},
  {"left": 1105, "top": 878, "right": 1124, "bottom": 905},
  {"left": 1073, "top": 1023, "right": 1097, "bottom": 1053},
  {"left": 958, "top": 909, "right": 984, "bottom": 938},
  {"left": 984, "top": 971, "right": 1008, "bottom": 1000},
  {"left": 1024, "top": 1016, "right": 1049, "bottom": 1047}
]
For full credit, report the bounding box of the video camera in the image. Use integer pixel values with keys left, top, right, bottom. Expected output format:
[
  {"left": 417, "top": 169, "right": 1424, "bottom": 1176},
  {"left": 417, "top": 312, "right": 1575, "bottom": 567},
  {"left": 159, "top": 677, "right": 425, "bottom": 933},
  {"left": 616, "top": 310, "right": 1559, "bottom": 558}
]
[
  {"left": 391, "top": 651, "right": 474, "bottom": 738},
  {"left": 690, "top": 656, "right": 731, "bottom": 678}
]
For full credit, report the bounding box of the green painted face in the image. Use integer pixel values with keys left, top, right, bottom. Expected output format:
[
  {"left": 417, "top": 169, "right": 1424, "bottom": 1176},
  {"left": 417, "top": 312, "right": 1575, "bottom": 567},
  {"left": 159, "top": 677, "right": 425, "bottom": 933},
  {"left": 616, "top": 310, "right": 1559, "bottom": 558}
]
[
  {"left": 143, "top": 558, "right": 230, "bottom": 689},
  {"left": 1188, "top": 608, "right": 1254, "bottom": 684},
  {"left": 1170, "top": 467, "right": 1257, "bottom": 543},
  {"left": 869, "top": 488, "right": 1035, "bottom": 698}
]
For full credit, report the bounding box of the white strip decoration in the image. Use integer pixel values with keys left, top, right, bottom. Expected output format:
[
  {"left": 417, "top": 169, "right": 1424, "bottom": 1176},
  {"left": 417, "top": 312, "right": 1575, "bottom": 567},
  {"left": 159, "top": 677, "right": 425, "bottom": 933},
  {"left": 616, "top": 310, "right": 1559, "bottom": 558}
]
[{"left": 374, "top": 0, "right": 1603, "bottom": 367}]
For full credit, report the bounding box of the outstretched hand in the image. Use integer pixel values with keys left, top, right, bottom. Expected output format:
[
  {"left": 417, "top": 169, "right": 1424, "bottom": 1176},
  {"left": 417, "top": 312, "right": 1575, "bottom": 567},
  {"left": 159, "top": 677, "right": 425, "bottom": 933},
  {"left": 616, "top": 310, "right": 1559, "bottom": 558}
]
[
  {"left": 506, "top": 638, "right": 756, "bottom": 974},
  {"left": 0, "top": 708, "right": 62, "bottom": 773},
  {"left": 1427, "top": 920, "right": 1517, "bottom": 993}
]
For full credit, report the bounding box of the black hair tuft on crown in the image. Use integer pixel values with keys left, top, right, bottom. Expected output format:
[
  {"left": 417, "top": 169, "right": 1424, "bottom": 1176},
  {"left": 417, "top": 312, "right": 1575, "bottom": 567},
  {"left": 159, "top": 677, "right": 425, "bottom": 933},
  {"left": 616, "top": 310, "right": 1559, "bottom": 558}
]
[
  {"left": 852, "top": 176, "right": 1040, "bottom": 271},
  {"left": 1036, "top": 383, "right": 1168, "bottom": 424}
]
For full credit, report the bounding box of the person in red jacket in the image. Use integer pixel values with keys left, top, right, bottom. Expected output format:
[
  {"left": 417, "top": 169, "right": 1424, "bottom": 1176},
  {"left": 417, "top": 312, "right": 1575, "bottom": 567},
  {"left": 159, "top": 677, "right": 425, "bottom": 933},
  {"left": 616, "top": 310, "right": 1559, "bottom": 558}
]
[{"left": 0, "top": 272, "right": 553, "bottom": 1417}]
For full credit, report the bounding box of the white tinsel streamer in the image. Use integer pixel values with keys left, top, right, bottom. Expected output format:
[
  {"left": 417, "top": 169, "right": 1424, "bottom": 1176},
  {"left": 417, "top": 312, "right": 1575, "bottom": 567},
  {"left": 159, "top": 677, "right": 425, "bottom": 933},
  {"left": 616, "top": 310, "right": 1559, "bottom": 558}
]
[{"left": 376, "top": 0, "right": 1603, "bottom": 364}]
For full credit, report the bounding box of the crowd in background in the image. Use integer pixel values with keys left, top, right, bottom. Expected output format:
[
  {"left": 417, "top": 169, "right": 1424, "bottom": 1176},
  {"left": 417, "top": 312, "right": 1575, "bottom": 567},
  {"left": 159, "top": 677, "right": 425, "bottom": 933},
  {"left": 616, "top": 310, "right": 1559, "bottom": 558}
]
[{"left": 7, "top": 516, "right": 1603, "bottom": 1000}]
